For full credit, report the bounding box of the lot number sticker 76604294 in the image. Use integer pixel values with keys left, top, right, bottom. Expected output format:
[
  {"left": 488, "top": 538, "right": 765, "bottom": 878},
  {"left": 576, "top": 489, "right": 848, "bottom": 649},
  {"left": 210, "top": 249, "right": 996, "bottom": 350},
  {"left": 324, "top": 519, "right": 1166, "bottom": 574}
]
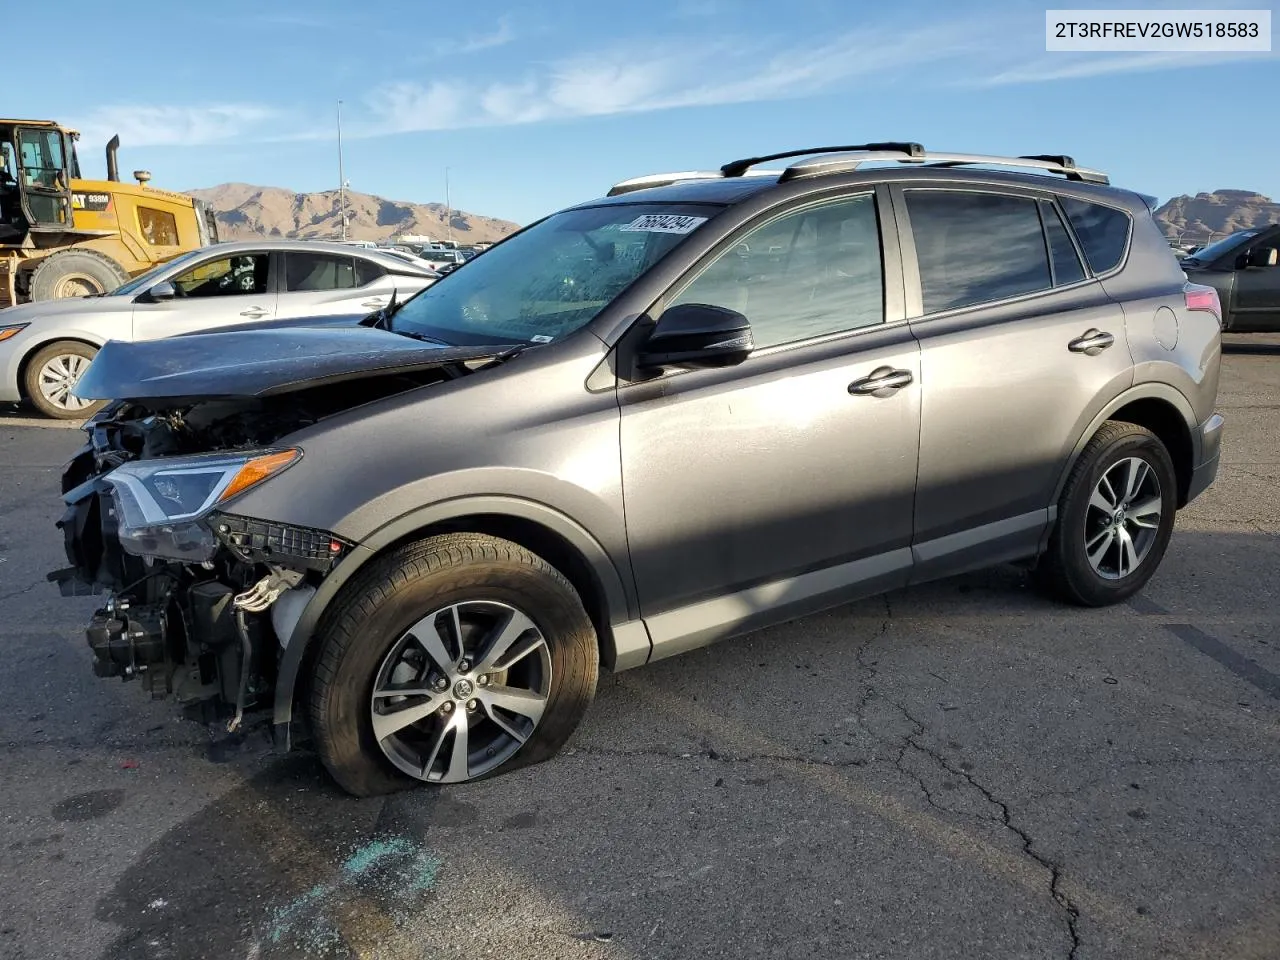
[{"left": 618, "top": 214, "right": 708, "bottom": 234}]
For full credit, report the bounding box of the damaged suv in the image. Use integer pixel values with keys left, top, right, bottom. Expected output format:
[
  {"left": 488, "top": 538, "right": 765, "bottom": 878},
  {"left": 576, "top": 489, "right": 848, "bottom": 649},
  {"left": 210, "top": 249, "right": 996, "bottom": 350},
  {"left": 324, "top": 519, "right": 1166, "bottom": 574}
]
[{"left": 51, "top": 143, "right": 1224, "bottom": 797}]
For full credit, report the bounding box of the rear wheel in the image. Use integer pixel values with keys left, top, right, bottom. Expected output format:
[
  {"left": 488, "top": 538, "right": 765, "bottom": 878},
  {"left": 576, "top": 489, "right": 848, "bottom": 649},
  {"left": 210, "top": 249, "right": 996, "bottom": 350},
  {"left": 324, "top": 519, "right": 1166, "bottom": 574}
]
[
  {"left": 309, "top": 534, "right": 599, "bottom": 797},
  {"left": 29, "top": 249, "right": 130, "bottom": 301},
  {"left": 1036, "top": 421, "right": 1177, "bottom": 606},
  {"left": 22, "top": 341, "right": 106, "bottom": 420}
]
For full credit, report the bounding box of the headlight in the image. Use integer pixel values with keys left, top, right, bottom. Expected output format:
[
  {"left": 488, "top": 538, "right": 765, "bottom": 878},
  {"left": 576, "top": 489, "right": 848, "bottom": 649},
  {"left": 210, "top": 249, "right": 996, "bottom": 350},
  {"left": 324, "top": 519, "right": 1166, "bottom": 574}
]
[
  {"left": 0, "top": 323, "right": 29, "bottom": 343},
  {"left": 105, "top": 449, "right": 300, "bottom": 562}
]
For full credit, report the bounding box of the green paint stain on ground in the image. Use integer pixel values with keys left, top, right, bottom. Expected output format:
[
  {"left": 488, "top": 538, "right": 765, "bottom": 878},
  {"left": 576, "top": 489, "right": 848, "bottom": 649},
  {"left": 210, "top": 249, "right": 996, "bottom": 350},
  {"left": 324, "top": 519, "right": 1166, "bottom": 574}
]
[{"left": 342, "top": 837, "right": 415, "bottom": 875}]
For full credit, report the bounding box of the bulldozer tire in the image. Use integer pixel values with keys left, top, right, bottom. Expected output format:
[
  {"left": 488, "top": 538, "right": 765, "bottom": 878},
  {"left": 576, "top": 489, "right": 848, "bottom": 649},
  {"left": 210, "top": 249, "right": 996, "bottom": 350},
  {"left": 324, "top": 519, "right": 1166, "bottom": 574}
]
[{"left": 29, "top": 249, "right": 130, "bottom": 301}]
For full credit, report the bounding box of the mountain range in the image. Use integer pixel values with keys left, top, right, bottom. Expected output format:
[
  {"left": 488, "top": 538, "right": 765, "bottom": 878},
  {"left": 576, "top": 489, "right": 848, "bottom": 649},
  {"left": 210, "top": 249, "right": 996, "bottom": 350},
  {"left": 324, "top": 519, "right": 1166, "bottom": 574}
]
[
  {"left": 184, "top": 183, "right": 1278, "bottom": 250},
  {"left": 1152, "top": 190, "right": 1279, "bottom": 243},
  {"left": 185, "top": 183, "right": 521, "bottom": 246}
]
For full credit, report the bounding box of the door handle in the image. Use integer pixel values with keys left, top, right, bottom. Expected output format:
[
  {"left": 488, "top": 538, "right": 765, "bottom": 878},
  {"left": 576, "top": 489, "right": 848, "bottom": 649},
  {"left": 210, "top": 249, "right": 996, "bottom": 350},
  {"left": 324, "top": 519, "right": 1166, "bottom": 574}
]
[
  {"left": 1068, "top": 329, "right": 1115, "bottom": 355},
  {"left": 848, "top": 366, "right": 914, "bottom": 395},
  {"left": 239, "top": 307, "right": 270, "bottom": 319},
  {"left": 361, "top": 299, "right": 386, "bottom": 308}
]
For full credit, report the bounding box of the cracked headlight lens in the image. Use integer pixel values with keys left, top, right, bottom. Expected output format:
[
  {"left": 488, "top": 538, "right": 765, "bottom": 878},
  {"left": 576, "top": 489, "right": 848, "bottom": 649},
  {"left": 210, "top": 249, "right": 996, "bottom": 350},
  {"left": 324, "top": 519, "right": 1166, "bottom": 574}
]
[{"left": 104, "top": 449, "right": 300, "bottom": 561}]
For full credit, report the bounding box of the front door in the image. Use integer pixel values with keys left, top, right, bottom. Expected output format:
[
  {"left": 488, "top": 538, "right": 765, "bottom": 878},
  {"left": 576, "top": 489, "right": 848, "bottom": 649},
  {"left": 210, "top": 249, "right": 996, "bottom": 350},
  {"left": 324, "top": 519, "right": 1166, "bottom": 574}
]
[
  {"left": 1232, "top": 229, "right": 1280, "bottom": 331},
  {"left": 15, "top": 126, "right": 73, "bottom": 228},
  {"left": 132, "top": 251, "right": 276, "bottom": 339},
  {"left": 897, "top": 187, "right": 1135, "bottom": 580},
  {"left": 619, "top": 190, "right": 921, "bottom": 658}
]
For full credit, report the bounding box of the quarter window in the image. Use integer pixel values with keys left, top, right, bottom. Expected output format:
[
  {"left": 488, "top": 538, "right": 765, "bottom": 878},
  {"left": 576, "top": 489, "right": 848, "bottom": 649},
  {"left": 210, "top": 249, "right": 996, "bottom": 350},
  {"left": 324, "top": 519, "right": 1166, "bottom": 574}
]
[
  {"left": 905, "top": 191, "right": 1052, "bottom": 314},
  {"left": 670, "top": 193, "right": 885, "bottom": 349},
  {"left": 1059, "top": 197, "right": 1131, "bottom": 274},
  {"left": 354, "top": 257, "right": 384, "bottom": 287}
]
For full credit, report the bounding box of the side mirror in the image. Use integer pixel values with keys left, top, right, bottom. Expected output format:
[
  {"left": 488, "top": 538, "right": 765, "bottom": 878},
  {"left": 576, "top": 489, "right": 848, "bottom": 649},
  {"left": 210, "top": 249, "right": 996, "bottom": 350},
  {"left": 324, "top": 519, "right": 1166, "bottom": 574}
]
[
  {"left": 1246, "top": 246, "right": 1278, "bottom": 269},
  {"left": 636, "top": 303, "right": 753, "bottom": 371},
  {"left": 145, "top": 280, "right": 177, "bottom": 301}
]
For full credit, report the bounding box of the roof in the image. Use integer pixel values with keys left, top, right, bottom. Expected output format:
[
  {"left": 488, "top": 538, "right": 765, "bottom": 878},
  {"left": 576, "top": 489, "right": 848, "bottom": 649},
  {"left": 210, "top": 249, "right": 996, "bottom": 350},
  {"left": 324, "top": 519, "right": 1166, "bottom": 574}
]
[{"left": 202, "top": 239, "right": 440, "bottom": 276}]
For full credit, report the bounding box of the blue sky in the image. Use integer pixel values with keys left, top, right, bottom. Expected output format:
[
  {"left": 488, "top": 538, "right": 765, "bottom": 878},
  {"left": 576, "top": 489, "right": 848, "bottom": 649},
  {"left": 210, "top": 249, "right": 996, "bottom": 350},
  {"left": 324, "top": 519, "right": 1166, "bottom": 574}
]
[{"left": 18, "top": 0, "right": 1278, "bottom": 224}]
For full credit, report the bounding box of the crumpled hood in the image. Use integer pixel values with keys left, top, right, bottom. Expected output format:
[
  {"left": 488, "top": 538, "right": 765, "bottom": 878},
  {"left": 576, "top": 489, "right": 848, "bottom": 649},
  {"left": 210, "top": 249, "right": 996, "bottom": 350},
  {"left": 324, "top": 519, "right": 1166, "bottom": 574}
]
[{"left": 72, "top": 324, "right": 519, "bottom": 400}]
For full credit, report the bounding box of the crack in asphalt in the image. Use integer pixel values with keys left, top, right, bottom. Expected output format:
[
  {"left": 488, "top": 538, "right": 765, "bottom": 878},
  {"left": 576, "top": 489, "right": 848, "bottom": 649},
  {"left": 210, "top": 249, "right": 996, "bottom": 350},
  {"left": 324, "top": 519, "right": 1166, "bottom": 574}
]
[
  {"left": 897, "top": 715, "right": 1082, "bottom": 960},
  {"left": 855, "top": 595, "right": 1083, "bottom": 960},
  {"left": 0, "top": 580, "right": 44, "bottom": 604}
]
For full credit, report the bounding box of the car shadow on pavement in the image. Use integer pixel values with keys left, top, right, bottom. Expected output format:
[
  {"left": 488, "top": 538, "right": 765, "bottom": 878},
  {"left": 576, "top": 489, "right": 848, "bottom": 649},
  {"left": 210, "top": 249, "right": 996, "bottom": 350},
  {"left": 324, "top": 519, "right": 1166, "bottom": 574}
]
[{"left": 87, "top": 531, "right": 1280, "bottom": 960}]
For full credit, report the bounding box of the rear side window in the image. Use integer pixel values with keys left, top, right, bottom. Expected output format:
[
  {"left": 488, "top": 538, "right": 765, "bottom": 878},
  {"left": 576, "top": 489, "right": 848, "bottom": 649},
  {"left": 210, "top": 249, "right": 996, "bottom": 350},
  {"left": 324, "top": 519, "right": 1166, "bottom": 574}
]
[
  {"left": 1040, "top": 201, "right": 1086, "bottom": 286},
  {"left": 354, "top": 257, "right": 384, "bottom": 287},
  {"left": 285, "top": 253, "right": 356, "bottom": 291},
  {"left": 905, "top": 191, "right": 1051, "bottom": 314},
  {"left": 1059, "top": 197, "right": 1131, "bottom": 274}
]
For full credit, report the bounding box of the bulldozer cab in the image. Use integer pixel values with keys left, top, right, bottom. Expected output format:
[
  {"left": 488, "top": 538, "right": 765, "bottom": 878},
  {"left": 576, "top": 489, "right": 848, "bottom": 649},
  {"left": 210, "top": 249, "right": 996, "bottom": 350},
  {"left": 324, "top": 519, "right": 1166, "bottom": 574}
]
[{"left": 0, "top": 120, "right": 76, "bottom": 239}]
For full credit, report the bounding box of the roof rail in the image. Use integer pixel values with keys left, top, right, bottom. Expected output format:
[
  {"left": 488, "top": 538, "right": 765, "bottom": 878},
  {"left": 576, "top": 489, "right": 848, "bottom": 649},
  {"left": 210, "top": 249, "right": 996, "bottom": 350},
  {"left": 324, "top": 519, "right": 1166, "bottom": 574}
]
[
  {"left": 606, "top": 168, "right": 779, "bottom": 197},
  {"left": 721, "top": 142, "right": 924, "bottom": 178},
  {"left": 780, "top": 149, "right": 1109, "bottom": 185},
  {"left": 607, "top": 144, "right": 1109, "bottom": 197}
]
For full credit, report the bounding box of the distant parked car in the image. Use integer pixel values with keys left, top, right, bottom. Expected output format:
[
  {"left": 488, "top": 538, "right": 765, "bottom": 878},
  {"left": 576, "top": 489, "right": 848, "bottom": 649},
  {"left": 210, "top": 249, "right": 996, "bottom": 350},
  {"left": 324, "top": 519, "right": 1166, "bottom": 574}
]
[
  {"left": 0, "top": 239, "right": 438, "bottom": 418},
  {"left": 1180, "top": 224, "right": 1280, "bottom": 331}
]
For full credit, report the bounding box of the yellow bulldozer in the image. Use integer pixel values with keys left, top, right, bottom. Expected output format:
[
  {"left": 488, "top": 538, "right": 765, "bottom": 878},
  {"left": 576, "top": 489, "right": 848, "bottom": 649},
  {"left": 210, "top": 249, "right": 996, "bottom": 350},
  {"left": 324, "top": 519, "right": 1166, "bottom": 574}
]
[{"left": 0, "top": 119, "right": 217, "bottom": 308}]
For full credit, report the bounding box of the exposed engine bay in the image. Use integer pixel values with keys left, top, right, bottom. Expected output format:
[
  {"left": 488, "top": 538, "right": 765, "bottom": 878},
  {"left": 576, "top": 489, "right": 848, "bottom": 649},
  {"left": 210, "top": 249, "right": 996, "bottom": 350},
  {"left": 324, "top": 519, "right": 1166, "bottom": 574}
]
[{"left": 47, "top": 365, "right": 475, "bottom": 737}]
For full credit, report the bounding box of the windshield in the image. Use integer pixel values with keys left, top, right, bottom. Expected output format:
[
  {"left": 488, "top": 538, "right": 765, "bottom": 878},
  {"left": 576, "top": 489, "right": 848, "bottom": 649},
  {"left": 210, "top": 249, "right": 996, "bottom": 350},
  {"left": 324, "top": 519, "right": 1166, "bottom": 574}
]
[
  {"left": 391, "top": 203, "right": 722, "bottom": 346},
  {"left": 111, "top": 248, "right": 208, "bottom": 296},
  {"left": 1184, "top": 229, "right": 1262, "bottom": 264}
]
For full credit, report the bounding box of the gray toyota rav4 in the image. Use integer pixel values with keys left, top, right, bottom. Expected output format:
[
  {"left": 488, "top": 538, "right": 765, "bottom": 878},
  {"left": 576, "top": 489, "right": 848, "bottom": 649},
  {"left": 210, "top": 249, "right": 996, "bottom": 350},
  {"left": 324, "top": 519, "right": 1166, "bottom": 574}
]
[{"left": 51, "top": 143, "right": 1224, "bottom": 797}]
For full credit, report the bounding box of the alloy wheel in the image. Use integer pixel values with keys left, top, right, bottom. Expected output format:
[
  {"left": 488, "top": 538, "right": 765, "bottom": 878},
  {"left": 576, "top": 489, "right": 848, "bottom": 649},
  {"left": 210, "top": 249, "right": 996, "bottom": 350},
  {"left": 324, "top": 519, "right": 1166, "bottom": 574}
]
[
  {"left": 370, "top": 600, "right": 552, "bottom": 783},
  {"left": 36, "top": 354, "right": 94, "bottom": 412},
  {"left": 1084, "top": 456, "right": 1163, "bottom": 580}
]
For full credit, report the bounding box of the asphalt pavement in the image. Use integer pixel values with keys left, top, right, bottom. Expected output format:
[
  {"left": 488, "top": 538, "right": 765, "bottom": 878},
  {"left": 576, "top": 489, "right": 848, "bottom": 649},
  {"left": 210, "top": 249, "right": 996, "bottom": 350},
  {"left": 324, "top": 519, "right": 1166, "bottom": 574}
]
[{"left": 2, "top": 337, "right": 1278, "bottom": 960}]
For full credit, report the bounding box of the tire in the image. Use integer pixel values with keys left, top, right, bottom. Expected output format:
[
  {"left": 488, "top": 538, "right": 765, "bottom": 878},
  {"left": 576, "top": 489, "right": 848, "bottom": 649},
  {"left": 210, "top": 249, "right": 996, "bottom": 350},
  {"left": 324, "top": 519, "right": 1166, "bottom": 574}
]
[
  {"left": 1036, "top": 421, "right": 1178, "bottom": 606},
  {"left": 309, "top": 533, "right": 599, "bottom": 797},
  {"left": 22, "top": 341, "right": 107, "bottom": 420},
  {"left": 29, "top": 248, "right": 130, "bottom": 301}
]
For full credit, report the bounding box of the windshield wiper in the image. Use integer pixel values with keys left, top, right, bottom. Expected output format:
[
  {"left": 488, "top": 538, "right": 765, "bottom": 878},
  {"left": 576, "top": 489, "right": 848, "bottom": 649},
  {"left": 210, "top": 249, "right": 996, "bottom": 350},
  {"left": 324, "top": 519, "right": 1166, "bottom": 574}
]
[
  {"left": 362, "top": 288, "right": 406, "bottom": 330},
  {"left": 395, "top": 329, "right": 453, "bottom": 346}
]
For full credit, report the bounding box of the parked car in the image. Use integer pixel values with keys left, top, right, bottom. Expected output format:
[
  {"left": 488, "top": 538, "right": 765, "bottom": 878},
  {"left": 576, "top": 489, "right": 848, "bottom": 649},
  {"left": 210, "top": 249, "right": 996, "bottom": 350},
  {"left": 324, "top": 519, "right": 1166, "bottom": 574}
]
[
  {"left": 51, "top": 143, "right": 1223, "bottom": 797},
  {"left": 0, "top": 239, "right": 438, "bottom": 418},
  {"left": 1179, "top": 224, "right": 1280, "bottom": 331}
]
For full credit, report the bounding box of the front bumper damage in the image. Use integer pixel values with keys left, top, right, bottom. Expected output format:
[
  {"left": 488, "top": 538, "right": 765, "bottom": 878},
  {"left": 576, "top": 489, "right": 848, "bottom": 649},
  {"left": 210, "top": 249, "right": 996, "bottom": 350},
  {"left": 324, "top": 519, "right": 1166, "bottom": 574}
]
[{"left": 48, "top": 439, "right": 347, "bottom": 741}]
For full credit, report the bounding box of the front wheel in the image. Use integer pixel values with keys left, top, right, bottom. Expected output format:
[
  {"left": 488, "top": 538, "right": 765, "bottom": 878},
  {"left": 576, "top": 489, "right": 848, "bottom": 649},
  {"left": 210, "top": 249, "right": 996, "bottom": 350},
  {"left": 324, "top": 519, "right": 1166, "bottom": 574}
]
[
  {"left": 23, "top": 341, "right": 107, "bottom": 420},
  {"left": 309, "top": 534, "right": 599, "bottom": 797},
  {"left": 1036, "top": 421, "right": 1178, "bottom": 606}
]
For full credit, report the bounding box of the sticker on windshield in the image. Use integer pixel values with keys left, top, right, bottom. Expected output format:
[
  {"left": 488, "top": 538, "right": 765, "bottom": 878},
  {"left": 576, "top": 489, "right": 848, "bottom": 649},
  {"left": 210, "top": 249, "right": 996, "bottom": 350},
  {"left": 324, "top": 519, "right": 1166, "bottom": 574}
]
[
  {"left": 619, "top": 214, "right": 708, "bottom": 234},
  {"left": 530, "top": 335, "right": 555, "bottom": 343}
]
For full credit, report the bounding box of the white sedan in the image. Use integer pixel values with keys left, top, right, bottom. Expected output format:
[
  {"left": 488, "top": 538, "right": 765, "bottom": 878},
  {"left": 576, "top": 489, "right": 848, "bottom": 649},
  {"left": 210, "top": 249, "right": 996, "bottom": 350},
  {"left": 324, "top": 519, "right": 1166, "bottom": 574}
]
[{"left": 0, "top": 239, "right": 439, "bottom": 418}]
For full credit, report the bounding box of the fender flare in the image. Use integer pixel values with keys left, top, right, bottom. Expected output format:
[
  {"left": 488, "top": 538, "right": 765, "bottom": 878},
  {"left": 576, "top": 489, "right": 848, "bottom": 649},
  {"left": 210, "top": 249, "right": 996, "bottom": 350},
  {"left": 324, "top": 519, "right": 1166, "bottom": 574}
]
[
  {"left": 1038, "top": 381, "right": 1197, "bottom": 552},
  {"left": 270, "top": 495, "right": 635, "bottom": 734}
]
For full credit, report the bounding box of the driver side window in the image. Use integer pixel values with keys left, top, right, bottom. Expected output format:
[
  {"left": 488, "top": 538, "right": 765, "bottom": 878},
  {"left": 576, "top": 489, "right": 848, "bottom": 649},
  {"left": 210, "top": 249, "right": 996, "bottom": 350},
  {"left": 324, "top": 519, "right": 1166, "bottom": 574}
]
[
  {"left": 171, "top": 253, "right": 269, "bottom": 298},
  {"left": 670, "top": 193, "right": 885, "bottom": 350}
]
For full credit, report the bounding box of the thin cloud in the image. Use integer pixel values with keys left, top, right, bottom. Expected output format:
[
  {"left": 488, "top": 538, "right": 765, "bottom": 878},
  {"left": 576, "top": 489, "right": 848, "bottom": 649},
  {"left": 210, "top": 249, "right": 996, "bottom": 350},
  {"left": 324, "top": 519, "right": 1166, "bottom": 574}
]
[
  {"left": 975, "top": 49, "right": 1275, "bottom": 85},
  {"left": 72, "top": 104, "right": 277, "bottom": 147},
  {"left": 352, "top": 23, "right": 988, "bottom": 137},
  {"left": 460, "top": 16, "right": 516, "bottom": 53}
]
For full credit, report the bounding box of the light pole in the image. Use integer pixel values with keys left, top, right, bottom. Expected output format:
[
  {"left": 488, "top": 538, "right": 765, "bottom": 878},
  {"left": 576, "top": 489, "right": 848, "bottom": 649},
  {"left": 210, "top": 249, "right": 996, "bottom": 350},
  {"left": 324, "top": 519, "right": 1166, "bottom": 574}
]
[
  {"left": 337, "top": 99, "right": 348, "bottom": 241},
  {"left": 444, "top": 166, "right": 452, "bottom": 246}
]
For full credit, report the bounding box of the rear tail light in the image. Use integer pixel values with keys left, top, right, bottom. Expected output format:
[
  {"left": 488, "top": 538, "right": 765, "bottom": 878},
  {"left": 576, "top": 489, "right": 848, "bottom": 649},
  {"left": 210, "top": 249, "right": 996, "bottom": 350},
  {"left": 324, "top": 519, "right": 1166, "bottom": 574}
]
[{"left": 1184, "top": 282, "right": 1222, "bottom": 328}]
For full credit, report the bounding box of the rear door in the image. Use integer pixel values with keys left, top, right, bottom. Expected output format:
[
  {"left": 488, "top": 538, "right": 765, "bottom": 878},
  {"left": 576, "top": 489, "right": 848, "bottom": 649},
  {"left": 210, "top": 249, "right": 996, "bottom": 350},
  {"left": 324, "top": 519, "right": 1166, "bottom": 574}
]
[
  {"left": 274, "top": 250, "right": 426, "bottom": 319},
  {"left": 131, "top": 250, "right": 276, "bottom": 339},
  {"left": 896, "top": 186, "right": 1134, "bottom": 581}
]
